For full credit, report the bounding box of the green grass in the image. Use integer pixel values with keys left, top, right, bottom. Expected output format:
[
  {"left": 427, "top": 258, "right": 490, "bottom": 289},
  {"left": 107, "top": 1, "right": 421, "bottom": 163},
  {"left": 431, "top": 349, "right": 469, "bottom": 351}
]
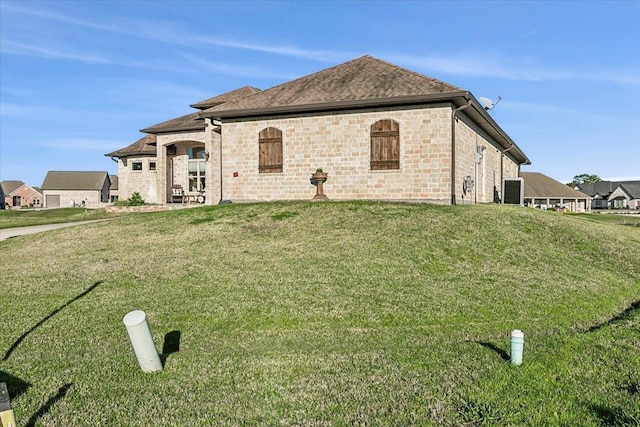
[
  {"left": 568, "top": 211, "right": 640, "bottom": 227},
  {"left": 1, "top": 202, "right": 639, "bottom": 426},
  {"left": 0, "top": 207, "right": 123, "bottom": 229}
]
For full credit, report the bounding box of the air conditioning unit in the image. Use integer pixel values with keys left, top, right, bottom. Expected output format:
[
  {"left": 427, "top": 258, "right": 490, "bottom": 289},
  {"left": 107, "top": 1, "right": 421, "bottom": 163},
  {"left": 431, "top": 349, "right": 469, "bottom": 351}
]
[{"left": 502, "top": 178, "right": 524, "bottom": 205}]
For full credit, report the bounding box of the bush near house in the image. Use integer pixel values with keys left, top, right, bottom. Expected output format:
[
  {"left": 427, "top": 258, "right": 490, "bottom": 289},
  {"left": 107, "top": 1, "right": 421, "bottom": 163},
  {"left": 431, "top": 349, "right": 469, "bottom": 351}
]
[{"left": 1, "top": 202, "right": 638, "bottom": 425}]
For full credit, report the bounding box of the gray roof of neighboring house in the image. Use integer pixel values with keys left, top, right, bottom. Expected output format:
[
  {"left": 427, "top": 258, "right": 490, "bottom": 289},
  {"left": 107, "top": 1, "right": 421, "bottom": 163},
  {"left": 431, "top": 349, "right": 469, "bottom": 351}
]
[
  {"left": 1, "top": 180, "right": 25, "bottom": 194},
  {"left": 201, "top": 55, "right": 462, "bottom": 116},
  {"left": 610, "top": 183, "right": 640, "bottom": 199},
  {"left": 578, "top": 180, "right": 640, "bottom": 197},
  {"left": 105, "top": 134, "right": 157, "bottom": 158},
  {"left": 41, "top": 171, "right": 110, "bottom": 191},
  {"left": 109, "top": 175, "right": 119, "bottom": 191},
  {"left": 520, "top": 172, "right": 591, "bottom": 199},
  {"left": 190, "top": 86, "right": 262, "bottom": 110}
]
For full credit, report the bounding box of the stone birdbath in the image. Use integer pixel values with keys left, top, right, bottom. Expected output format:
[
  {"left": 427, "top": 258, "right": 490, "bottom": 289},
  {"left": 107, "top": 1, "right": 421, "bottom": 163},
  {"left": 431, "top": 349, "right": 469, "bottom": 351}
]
[{"left": 310, "top": 168, "right": 329, "bottom": 201}]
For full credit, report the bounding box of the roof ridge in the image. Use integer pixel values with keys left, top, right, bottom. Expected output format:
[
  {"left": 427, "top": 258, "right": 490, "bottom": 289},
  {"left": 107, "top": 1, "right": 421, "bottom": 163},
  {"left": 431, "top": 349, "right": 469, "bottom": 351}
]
[{"left": 362, "top": 55, "right": 462, "bottom": 91}]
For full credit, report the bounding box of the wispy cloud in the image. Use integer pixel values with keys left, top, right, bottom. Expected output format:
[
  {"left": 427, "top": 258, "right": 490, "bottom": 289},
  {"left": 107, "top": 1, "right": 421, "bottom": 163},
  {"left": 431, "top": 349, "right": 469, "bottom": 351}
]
[
  {"left": 388, "top": 52, "right": 640, "bottom": 85},
  {"left": 1, "top": 40, "right": 110, "bottom": 63},
  {"left": 40, "top": 138, "right": 126, "bottom": 151},
  {"left": 0, "top": 102, "right": 72, "bottom": 117},
  {"left": 499, "top": 100, "right": 612, "bottom": 121},
  {"left": 177, "top": 54, "right": 299, "bottom": 80}
]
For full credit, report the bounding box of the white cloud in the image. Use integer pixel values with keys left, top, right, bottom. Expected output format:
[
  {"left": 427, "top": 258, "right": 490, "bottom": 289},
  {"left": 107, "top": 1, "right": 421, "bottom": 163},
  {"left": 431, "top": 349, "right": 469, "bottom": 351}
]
[
  {"left": 40, "top": 138, "right": 126, "bottom": 151},
  {"left": 0, "top": 40, "right": 110, "bottom": 63},
  {"left": 388, "top": 53, "right": 640, "bottom": 85}
]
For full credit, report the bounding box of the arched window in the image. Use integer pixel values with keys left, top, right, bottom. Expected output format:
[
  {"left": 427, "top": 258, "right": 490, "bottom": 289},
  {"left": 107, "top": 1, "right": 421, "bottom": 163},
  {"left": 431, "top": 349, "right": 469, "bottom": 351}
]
[
  {"left": 259, "top": 127, "right": 283, "bottom": 173},
  {"left": 370, "top": 119, "right": 400, "bottom": 170}
]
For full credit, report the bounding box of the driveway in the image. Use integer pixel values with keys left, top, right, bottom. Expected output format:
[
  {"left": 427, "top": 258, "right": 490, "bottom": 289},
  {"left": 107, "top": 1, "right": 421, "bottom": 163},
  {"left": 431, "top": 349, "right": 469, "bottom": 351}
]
[{"left": 0, "top": 220, "right": 112, "bottom": 241}]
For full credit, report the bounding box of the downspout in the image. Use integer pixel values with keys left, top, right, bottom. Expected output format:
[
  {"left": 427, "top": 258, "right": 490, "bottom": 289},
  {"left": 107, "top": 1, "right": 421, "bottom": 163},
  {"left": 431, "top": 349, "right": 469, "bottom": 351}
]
[{"left": 451, "top": 100, "right": 472, "bottom": 205}]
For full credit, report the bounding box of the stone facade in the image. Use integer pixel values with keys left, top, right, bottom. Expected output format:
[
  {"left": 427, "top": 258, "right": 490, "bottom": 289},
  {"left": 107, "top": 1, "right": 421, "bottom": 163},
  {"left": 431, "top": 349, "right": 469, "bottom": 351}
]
[
  {"left": 115, "top": 104, "right": 521, "bottom": 205},
  {"left": 43, "top": 189, "right": 107, "bottom": 208},
  {"left": 216, "top": 104, "right": 519, "bottom": 204},
  {"left": 116, "top": 156, "right": 158, "bottom": 204}
]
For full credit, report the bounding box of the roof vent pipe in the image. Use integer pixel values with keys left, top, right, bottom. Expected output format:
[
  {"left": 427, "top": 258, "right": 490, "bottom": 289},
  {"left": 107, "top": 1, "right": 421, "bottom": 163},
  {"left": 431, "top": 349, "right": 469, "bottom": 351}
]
[{"left": 451, "top": 100, "right": 473, "bottom": 205}]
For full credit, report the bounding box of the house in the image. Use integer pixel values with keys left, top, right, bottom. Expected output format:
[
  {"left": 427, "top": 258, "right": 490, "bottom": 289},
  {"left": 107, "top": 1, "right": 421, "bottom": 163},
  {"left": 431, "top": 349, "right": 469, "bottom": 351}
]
[
  {"left": 578, "top": 180, "right": 640, "bottom": 209},
  {"left": 1, "top": 180, "right": 43, "bottom": 209},
  {"left": 106, "top": 55, "right": 530, "bottom": 206},
  {"left": 520, "top": 172, "right": 591, "bottom": 212},
  {"left": 41, "top": 171, "right": 111, "bottom": 208},
  {"left": 109, "top": 175, "right": 119, "bottom": 203},
  {"left": 0, "top": 184, "right": 5, "bottom": 209},
  {"left": 606, "top": 182, "right": 640, "bottom": 209}
]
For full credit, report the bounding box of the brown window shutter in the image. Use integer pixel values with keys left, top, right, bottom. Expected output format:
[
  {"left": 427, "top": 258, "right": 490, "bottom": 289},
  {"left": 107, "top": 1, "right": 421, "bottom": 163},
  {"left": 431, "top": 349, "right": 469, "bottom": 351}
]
[
  {"left": 371, "top": 120, "right": 400, "bottom": 170},
  {"left": 259, "top": 127, "right": 283, "bottom": 173}
]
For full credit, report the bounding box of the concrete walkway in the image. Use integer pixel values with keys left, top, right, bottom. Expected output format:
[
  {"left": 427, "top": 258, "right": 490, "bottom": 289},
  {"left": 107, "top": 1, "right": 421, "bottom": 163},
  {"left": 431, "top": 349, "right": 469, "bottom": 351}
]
[{"left": 0, "top": 219, "right": 112, "bottom": 241}]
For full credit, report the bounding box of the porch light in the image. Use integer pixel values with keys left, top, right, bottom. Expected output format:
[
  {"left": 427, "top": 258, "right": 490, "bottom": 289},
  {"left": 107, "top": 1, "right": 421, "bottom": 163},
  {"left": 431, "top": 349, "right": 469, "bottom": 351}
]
[{"left": 203, "top": 152, "right": 210, "bottom": 161}]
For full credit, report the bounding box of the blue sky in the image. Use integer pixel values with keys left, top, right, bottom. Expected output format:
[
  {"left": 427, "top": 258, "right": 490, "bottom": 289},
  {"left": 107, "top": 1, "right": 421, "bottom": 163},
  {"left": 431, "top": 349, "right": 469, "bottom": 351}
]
[{"left": 1, "top": 0, "right": 638, "bottom": 187}]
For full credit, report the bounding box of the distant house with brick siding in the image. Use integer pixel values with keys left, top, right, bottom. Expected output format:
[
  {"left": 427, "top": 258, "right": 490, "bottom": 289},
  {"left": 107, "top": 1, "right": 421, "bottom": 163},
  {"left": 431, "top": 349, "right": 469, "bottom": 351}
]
[
  {"left": 1, "top": 180, "right": 43, "bottom": 208},
  {"left": 106, "top": 56, "right": 530, "bottom": 205},
  {"left": 41, "top": 171, "right": 111, "bottom": 208}
]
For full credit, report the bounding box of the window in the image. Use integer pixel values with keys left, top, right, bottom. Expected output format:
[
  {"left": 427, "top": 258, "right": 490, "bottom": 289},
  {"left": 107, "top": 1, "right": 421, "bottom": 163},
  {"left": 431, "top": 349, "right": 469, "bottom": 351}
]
[
  {"left": 132, "top": 161, "right": 143, "bottom": 171},
  {"left": 259, "top": 127, "right": 283, "bottom": 173},
  {"left": 188, "top": 147, "right": 205, "bottom": 159},
  {"left": 188, "top": 160, "right": 206, "bottom": 192},
  {"left": 187, "top": 146, "right": 206, "bottom": 191},
  {"left": 370, "top": 119, "right": 400, "bottom": 170},
  {"left": 149, "top": 162, "right": 156, "bottom": 171}
]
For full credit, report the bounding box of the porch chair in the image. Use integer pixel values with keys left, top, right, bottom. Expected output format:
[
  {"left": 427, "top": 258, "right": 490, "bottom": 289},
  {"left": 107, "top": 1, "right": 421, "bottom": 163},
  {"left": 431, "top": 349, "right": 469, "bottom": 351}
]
[{"left": 171, "top": 185, "right": 186, "bottom": 204}]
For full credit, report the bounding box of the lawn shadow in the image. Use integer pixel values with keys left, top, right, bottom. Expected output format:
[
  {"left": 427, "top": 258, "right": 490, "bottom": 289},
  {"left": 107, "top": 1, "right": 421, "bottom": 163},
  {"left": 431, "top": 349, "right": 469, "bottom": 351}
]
[
  {"left": 586, "top": 299, "right": 640, "bottom": 333},
  {"left": 25, "top": 383, "right": 72, "bottom": 427},
  {"left": 2, "top": 281, "right": 103, "bottom": 361},
  {"left": 588, "top": 403, "right": 638, "bottom": 426},
  {"left": 476, "top": 341, "right": 510, "bottom": 362},
  {"left": 160, "top": 330, "right": 181, "bottom": 368},
  {"left": 0, "top": 370, "right": 31, "bottom": 401}
]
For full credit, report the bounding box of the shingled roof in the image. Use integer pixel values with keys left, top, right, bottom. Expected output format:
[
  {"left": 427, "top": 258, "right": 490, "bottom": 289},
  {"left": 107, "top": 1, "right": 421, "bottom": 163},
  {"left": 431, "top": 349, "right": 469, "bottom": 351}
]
[
  {"left": 579, "top": 180, "right": 640, "bottom": 197},
  {"left": 141, "top": 86, "right": 264, "bottom": 134},
  {"left": 520, "top": 172, "right": 591, "bottom": 199},
  {"left": 1, "top": 180, "right": 25, "bottom": 195},
  {"left": 140, "top": 111, "right": 205, "bottom": 134},
  {"left": 190, "top": 86, "right": 261, "bottom": 110},
  {"left": 105, "top": 134, "right": 157, "bottom": 158},
  {"left": 41, "top": 171, "right": 110, "bottom": 191},
  {"left": 201, "top": 55, "right": 463, "bottom": 117}
]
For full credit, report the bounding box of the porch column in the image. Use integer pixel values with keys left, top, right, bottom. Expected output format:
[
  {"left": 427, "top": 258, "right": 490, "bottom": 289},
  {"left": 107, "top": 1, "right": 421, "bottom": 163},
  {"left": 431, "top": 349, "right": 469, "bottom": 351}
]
[
  {"left": 206, "top": 119, "right": 222, "bottom": 205},
  {"left": 157, "top": 141, "right": 168, "bottom": 204}
]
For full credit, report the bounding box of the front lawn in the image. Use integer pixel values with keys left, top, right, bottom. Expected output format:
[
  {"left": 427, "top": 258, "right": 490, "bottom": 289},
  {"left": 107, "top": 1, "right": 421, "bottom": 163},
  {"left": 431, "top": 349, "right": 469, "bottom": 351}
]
[{"left": 1, "top": 202, "right": 638, "bottom": 425}]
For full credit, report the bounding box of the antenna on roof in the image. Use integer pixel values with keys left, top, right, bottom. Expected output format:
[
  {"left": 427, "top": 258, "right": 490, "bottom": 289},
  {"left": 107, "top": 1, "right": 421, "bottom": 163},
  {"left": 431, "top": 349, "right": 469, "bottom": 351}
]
[{"left": 479, "top": 96, "right": 502, "bottom": 111}]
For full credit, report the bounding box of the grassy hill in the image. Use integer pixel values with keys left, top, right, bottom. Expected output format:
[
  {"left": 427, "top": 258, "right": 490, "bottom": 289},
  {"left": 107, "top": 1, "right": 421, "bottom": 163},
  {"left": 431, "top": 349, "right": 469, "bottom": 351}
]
[{"left": 1, "top": 202, "right": 638, "bottom": 426}]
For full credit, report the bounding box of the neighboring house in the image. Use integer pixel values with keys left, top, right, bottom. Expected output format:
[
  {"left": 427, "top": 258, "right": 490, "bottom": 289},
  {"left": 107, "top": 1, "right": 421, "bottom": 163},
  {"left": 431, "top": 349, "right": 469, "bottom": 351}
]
[
  {"left": 41, "top": 171, "right": 111, "bottom": 208},
  {"left": 1, "top": 180, "right": 43, "bottom": 208},
  {"left": 109, "top": 175, "right": 119, "bottom": 203},
  {"left": 578, "top": 180, "right": 640, "bottom": 209},
  {"left": 106, "top": 55, "right": 530, "bottom": 205},
  {"left": 607, "top": 183, "right": 640, "bottom": 209},
  {"left": 0, "top": 182, "right": 6, "bottom": 209},
  {"left": 520, "top": 172, "right": 591, "bottom": 212}
]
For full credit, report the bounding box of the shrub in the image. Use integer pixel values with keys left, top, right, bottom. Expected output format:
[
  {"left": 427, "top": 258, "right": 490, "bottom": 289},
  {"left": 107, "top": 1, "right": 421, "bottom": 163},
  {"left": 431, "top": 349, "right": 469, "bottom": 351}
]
[{"left": 125, "top": 192, "right": 145, "bottom": 206}]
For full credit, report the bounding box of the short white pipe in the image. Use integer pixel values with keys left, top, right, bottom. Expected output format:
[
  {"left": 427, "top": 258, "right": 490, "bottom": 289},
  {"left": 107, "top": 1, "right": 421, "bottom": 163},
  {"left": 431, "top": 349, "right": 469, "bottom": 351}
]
[
  {"left": 510, "top": 329, "right": 524, "bottom": 366},
  {"left": 123, "top": 310, "right": 163, "bottom": 373}
]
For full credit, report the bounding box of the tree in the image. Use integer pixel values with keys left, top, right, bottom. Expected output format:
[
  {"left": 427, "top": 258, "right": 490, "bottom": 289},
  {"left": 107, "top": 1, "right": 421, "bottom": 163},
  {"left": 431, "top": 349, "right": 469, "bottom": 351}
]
[{"left": 567, "top": 173, "right": 602, "bottom": 188}]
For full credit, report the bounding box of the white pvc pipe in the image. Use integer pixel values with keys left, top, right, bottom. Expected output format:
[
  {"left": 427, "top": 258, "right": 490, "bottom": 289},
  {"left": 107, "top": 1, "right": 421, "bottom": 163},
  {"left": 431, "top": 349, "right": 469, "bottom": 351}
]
[
  {"left": 123, "top": 310, "right": 163, "bottom": 373},
  {"left": 510, "top": 329, "right": 524, "bottom": 366}
]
